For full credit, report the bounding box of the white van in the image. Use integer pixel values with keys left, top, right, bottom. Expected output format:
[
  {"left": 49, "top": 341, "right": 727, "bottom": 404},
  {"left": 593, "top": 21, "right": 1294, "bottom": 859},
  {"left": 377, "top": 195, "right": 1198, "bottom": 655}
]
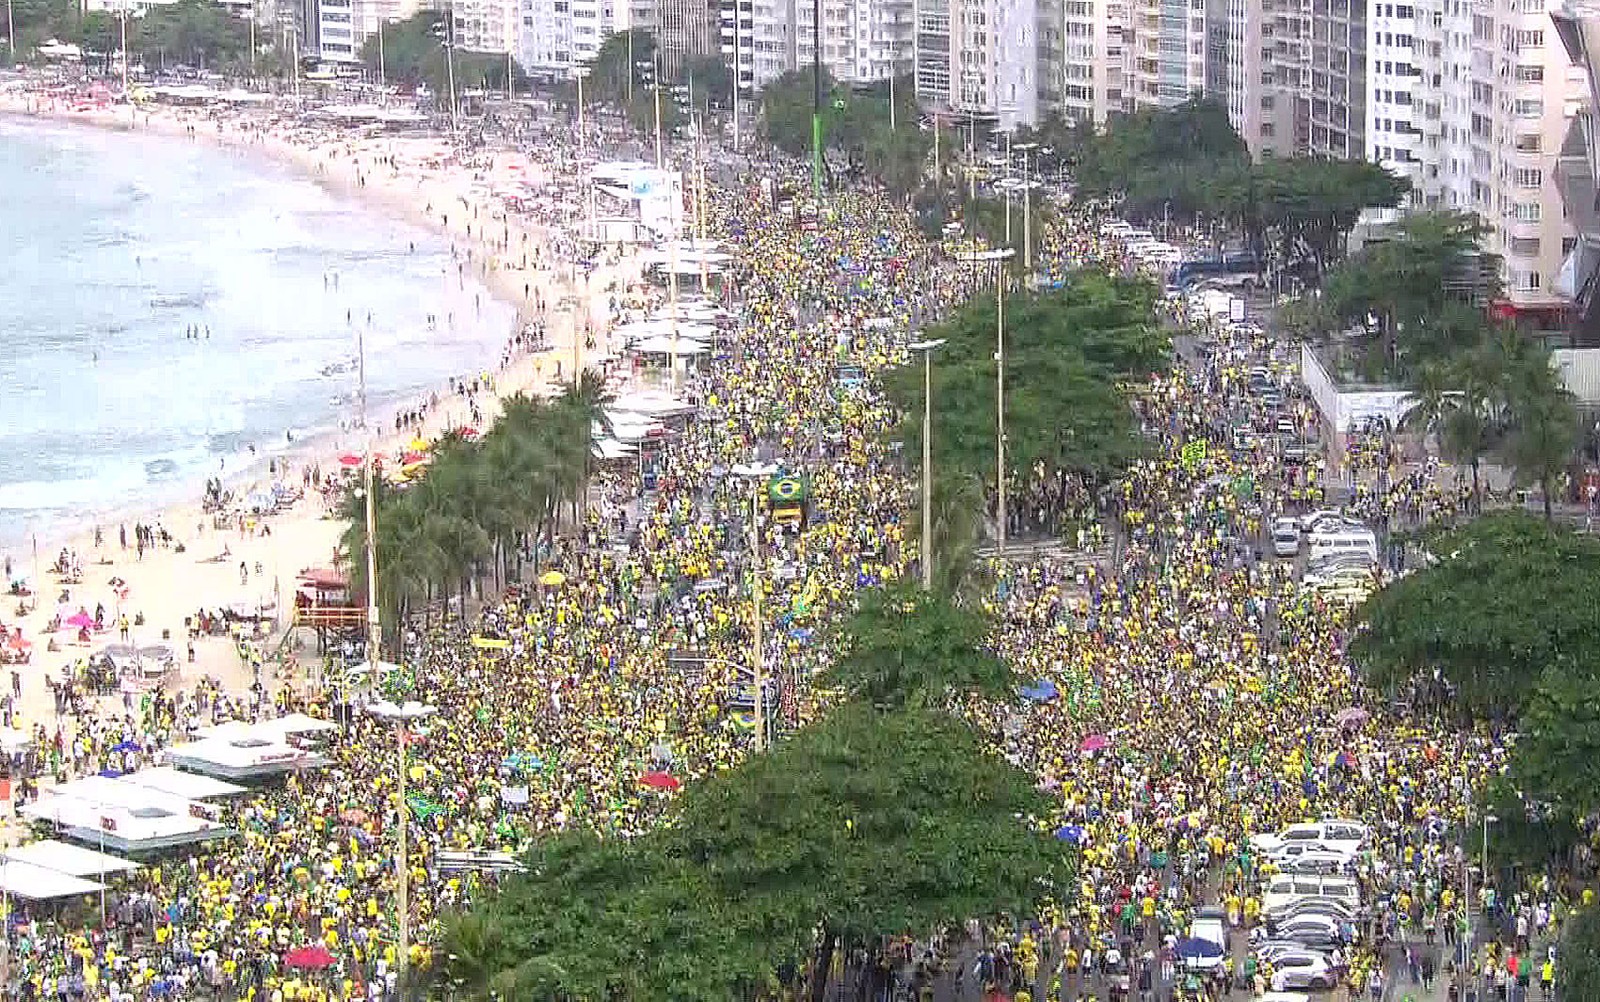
[
  {"left": 1262, "top": 874, "right": 1361, "bottom": 920},
  {"left": 1307, "top": 527, "right": 1377, "bottom": 563}
]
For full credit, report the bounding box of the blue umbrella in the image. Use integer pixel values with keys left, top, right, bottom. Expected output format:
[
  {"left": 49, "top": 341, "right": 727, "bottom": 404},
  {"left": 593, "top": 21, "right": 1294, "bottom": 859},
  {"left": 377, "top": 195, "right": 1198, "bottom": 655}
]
[
  {"left": 111, "top": 740, "right": 142, "bottom": 754},
  {"left": 97, "top": 768, "right": 123, "bottom": 779},
  {"left": 1054, "top": 825, "right": 1087, "bottom": 845},
  {"left": 1021, "top": 680, "right": 1059, "bottom": 703},
  {"left": 1174, "top": 937, "right": 1224, "bottom": 960}
]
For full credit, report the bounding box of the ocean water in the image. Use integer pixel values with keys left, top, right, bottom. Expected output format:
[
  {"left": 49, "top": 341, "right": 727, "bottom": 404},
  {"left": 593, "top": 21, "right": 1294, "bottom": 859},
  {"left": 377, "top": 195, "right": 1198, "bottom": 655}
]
[{"left": 0, "top": 117, "right": 515, "bottom": 551}]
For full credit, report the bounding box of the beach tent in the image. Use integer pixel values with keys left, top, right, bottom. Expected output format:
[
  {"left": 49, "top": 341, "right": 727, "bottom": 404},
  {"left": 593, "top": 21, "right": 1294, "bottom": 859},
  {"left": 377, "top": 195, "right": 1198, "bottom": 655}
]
[
  {"left": 6, "top": 839, "right": 141, "bottom": 879},
  {"left": 0, "top": 860, "right": 104, "bottom": 901},
  {"left": 22, "top": 777, "right": 234, "bottom": 854},
  {"left": 120, "top": 766, "right": 247, "bottom": 801},
  {"left": 164, "top": 736, "right": 329, "bottom": 781},
  {"left": 609, "top": 391, "right": 697, "bottom": 417},
  {"left": 630, "top": 335, "right": 710, "bottom": 356}
]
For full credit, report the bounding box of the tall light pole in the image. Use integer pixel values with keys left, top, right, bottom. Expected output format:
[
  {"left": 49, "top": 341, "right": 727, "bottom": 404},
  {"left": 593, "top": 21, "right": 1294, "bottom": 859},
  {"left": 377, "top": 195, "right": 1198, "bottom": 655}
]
[
  {"left": 732, "top": 462, "right": 778, "bottom": 750},
  {"left": 810, "top": 0, "right": 822, "bottom": 199},
  {"left": 1017, "top": 142, "right": 1036, "bottom": 274},
  {"left": 367, "top": 698, "right": 438, "bottom": 984},
  {"left": 6, "top": 0, "right": 14, "bottom": 63},
  {"left": 909, "top": 339, "right": 946, "bottom": 590},
  {"left": 959, "top": 248, "right": 1014, "bottom": 551},
  {"left": 730, "top": 0, "right": 740, "bottom": 148}
]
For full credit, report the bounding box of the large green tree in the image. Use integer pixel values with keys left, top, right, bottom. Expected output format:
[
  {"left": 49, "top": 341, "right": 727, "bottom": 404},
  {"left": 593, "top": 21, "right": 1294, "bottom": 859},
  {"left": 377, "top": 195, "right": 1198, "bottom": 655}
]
[
  {"left": 582, "top": 27, "right": 655, "bottom": 106},
  {"left": 885, "top": 270, "right": 1164, "bottom": 498},
  {"left": 1352, "top": 513, "right": 1600, "bottom": 717},
  {"left": 441, "top": 702, "right": 1063, "bottom": 1000},
  {"left": 1559, "top": 903, "right": 1600, "bottom": 998},
  {"left": 823, "top": 582, "right": 1013, "bottom": 708},
  {"left": 360, "top": 12, "right": 525, "bottom": 99},
  {"left": 760, "top": 69, "right": 929, "bottom": 198},
  {"left": 1512, "top": 667, "right": 1600, "bottom": 818}
]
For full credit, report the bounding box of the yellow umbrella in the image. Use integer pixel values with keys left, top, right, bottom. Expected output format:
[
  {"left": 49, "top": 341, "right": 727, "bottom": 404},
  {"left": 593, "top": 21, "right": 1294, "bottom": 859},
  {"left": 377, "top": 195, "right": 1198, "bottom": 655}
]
[
  {"left": 539, "top": 570, "right": 566, "bottom": 587},
  {"left": 408, "top": 438, "right": 431, "bottom": 452}
]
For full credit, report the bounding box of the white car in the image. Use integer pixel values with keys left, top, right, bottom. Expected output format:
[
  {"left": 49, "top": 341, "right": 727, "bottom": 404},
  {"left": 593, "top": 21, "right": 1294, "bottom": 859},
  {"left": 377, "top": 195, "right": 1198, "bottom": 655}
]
[
  {"left": 1296, "top": 508, "right": 1351, "bottom": 533},
  {"left": 1272, "top": 518, "right": 1301, "bottom": 557},
  {"left": 1270, "top": 952, "right": 1337, "bottom": 991},
  {"left": 1187, "top": 910, "right": 1228, "bottom": 971}
]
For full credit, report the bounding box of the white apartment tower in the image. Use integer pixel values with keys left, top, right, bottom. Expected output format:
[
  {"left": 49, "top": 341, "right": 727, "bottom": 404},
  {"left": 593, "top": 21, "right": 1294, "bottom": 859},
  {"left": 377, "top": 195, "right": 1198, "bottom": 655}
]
[
  {"left": 724, "top": 0, "right": 911, "bottom": 90},
  {"left": 1037, "top": 0, "right": 1128, "bottom": 124},
  {"left": 518, "top": 0, "right": 619, "bottom": 78},
  {"left": 913, "top": 0, "right": 1039, "bottom": 126},
  {"left": 1125, "top": 0, "right": 1211, "bottom": 106},
  {"left": 1367, "top": 0, "right": 1585, "bottom": 310}
]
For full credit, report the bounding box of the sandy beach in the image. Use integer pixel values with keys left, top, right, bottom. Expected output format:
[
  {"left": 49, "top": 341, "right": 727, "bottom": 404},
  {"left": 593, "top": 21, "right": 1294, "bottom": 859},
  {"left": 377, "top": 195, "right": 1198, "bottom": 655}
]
[{"left": 0, "top": 87, "right": 643, "bottom": 784}]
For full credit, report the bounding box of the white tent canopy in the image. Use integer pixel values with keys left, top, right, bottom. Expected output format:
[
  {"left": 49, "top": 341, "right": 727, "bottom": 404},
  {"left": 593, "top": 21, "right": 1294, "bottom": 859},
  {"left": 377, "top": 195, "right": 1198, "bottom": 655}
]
[
  {"left": 630, "top": 335, "right": 710, "bottom": 356},
  {"left": 165, "top": 736, "right": 328, "bottom": 780},
  {"left": 122, "top": 766, "right": 248, "bottom": 801},
  {"left": 194, "top": 714, "right": 337, "bottom": 743},
  {"left": 612, "top": 318, "right": 719, "bottom": 344},
  {"left": 22, "top": 777, "right": 232, "bottom": 853},
  {"left": 609, "top": 391, "right": 697, "bottom": 417},
  {"left": 0, "top": 861, "right": 104, "bottom": 900},
  {"left": 7, "top": 839, "right": 140, "bottom": 878}
]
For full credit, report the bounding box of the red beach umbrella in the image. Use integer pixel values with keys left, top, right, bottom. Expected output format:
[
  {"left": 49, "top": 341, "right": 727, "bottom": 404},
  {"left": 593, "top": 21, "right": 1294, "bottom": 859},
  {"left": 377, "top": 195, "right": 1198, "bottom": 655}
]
[
  {"left": 338, "top": 454, "right": 363, "bottom": 469},
  {"left": 283, "top": 945, "right": 338, "bottom": 970},
  {"left": 639, "top": 770, "right": 681, "bottom": 791}
]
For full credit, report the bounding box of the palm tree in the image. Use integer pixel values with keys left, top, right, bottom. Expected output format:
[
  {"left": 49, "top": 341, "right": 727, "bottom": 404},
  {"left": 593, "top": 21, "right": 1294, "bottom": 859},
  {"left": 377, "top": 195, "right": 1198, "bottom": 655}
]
[
  {"left": 1502, "top": 352, "right": 1579, "bottom": 522},
  {"left": 1401, "top": 362, "right": 1458, "bottom": 449}
]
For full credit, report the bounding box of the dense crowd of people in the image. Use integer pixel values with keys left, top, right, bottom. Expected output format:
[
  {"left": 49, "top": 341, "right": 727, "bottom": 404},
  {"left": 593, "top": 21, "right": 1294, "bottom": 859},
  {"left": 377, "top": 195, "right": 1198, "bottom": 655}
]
[{"left": 0, "top": 115, "right": 1594, "bottom": 1002}]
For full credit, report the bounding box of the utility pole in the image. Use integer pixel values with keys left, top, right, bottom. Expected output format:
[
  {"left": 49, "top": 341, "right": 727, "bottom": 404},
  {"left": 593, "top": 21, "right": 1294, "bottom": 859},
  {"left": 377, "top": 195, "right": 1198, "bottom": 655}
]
[
  {"left": 910, "top": 339, "right": 946, "bottom": 589},
  {"left": 377, "top": 19, "right": 385, "bottom": 89},
  {"left": 810, "top": 0, "right": 822, "bottom": 200},
  {"left": 731, "top": 0, "right": 740, "bottom": 148},
  {"left": 996, "top": 262, "right": 1006, "bottom": 555},
  {"left": 444, "top": 4, "right": 458, "bottom": 132}
]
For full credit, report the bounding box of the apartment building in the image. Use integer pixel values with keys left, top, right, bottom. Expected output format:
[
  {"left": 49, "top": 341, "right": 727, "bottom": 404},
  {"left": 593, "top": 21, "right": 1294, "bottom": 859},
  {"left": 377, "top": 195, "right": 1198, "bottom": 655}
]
[
  {"left": 517, "top": 0, "right": 618, "bottom": 78},
  {"left": 913, "top": 0, "right": 1039, "bottom": 127},
  {"left": 1552, "top": 4, "right": 1600, "bottom": 330},
  {"left": 722, "top": 0, "right": 910, "bottom": 90},
  {"left": 1124, "top": 0, "right": 1211, "bottom": 106},
  {"left": 1367, "top": 0, "right": 1583, "bottom": 310},
  {"left": 1037, "top": 0, "right": 1128, "bottom": 123}
]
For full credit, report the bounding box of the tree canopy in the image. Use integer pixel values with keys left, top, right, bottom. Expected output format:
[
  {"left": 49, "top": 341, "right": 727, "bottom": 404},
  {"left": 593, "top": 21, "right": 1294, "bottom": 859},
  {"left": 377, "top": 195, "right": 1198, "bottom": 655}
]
[
  {"left": 760, "top": 69, "right": 929, "bottom": 198},
  {"left": 884, "top": 269, "right": 1165, "bottom": 495},
  {"left": 443, "top": 577, "right": 1064, "bottom": 998},
  {"left": 360, "top": 12, "right": 527, "bottom": 98},
  {"left": 582, "top": 27, "right": 656, "bottom": 106},
  {"left": 1351, "top": 513, "right": 1600, "bottom": 718},
  {"left": 442, "top": 701, "right": 1062, "bottom": 999},
  {"left": 1066, "top": 99, "right": 1406, "bottom": 277},
  {"left": 822, "top": 581, "right": 1014, "bottom": 708},
  {"left": 339, "top": 375, "right": 606, "bottom": 648},
  {"left": 1559, "top": 903, "right": 1600, "bottom": 999}
]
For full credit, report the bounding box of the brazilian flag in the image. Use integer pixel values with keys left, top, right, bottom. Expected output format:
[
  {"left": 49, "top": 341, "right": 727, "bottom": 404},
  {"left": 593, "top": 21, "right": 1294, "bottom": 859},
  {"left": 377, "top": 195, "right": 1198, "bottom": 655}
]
[{"left": 767, "top": 475, "right": 808, "bottom": 506}]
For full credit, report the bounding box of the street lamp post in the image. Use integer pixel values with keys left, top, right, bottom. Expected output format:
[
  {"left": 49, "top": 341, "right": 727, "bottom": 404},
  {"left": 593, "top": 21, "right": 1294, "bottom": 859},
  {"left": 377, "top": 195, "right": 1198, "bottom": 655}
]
[
  {"left": 1464, "top": 812, "right": 1499, "bottom": 977},
  {"left": 957, "top": 248, "right": 1014, "bottom": 552},
  {"left": 367, "top": 698, "right": 438, "bottom": 984},
  {"left": 909, "top": 339, "right": 946, "bottom": 590},
  {"left": 732, "top": 462, "right": 778, "bottom": 750}
]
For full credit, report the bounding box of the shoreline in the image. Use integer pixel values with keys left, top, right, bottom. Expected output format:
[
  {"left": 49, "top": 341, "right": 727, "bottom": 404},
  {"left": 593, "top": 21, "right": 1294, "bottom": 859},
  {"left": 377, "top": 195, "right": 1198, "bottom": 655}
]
[{"left": 0, "top": 88, "right": 639, "bottom": 755}]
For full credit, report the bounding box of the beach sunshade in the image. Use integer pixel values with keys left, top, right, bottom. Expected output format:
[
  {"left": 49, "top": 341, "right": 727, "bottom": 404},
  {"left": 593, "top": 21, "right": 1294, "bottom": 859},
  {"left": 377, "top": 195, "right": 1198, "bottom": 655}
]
[
  {"left": 454, "top": 426, "right": 479, "bottom": 439},
  {"left": 1021, "top": 680, "right": 1059, "bottom": 703},
  {"left": 407, "top": 438, "right": 430, "bottom": 452},
  {"left": 1054, "top": 825, "right": 1086, "bottom": 844},
  {"left": 1080, "top": 734, "right": 1111, "bottom": 753},
  {"left": 110, "top": 740, "right": 142, "bottom": 754},
  {"left": 283, "top": 945, "right": 338, "bottom": 970},
  {"left": 66, "top": 612, "right": 94, "bottom": 629},
  {"left": 1174, "top": 937, "right": 1224, "bottom": 960},
  {"left": 538, "top": 570, "right": 567, "bottom": 587},
  {"left": 338, "top": 454, "right": 363, "bottom": 468},
  {"left": 1334, "top": 706, "right": 1370, "bottom": 728},
  {"left": 639, "top": 770, "right": 681, "bottom": 791},
  {"left": 400, "top": 451, "right": 428, "bottom": 466},
  {"left": 97, "top": 769, "right": 122, "bottom": 779}
]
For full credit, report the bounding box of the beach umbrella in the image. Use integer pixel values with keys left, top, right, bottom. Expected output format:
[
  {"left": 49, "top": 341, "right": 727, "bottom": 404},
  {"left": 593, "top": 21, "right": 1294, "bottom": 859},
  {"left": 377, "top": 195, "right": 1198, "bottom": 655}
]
[
  {"left": 283, "top": 945, "right": 338, "bottom": 970},
  {"left": 110, "top": 740, "right": 142, "bottom": 754},
  {"left": 454, "top": 426, "right": 480, "bottom": 439},
  {"left": 1021, "top": 680, "right": 1059, "bottom": 703},
  {"left": 407, "top": 438, "right": 430, "bottom": 452},
  {"left": 1054, "top": 824, "right": 1087, "bottom": 845},
  {"left": 539, "top": 570, "right": 567, "bottom": 587},
  {"left": 1080, "top": 734, "right": 1111, "bottom": 753},
  {"left": 1174, "top": 937, "right": 1223, "bottom": 961},
  {"left": 66, "top": 612, "right": 94, "bottom": 630},
  {"left": 1334, "top": 706, "right": 1370, "bottom": 728},
  {"left": 338, "top": 454, "right": 363, "bottom": 468},
  {"left": 401, "top": 451, "right": 428, "bottom": 466},
  {"left": 639, "top": 770, "right": 681, "bottom": 791},
  {"left": 97, "top": 768, "right": 123, "bottom": 779}
]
